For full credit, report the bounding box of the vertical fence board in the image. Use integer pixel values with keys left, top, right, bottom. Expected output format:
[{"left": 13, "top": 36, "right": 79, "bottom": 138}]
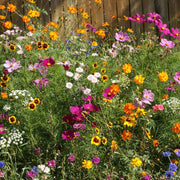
[
  {"left": 103, "top": 0, "right": 117, "bottom": 24},
  {"left": 142, "top": 0, "right": 155, "bottom": 32},
  {"left": 169, "top": 0, "right": 180, "bottom": 29},
  {"left": 130, "top": 0, "right": 143, "bottom": 33},
  {"left": 91, "top": 0, "right": 104, "bottom": 29},
  {"left": 116, "top": 0, "right": 130, "bottom": 30}
]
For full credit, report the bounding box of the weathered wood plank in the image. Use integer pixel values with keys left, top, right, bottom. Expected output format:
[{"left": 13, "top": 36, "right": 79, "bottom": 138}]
[{"left": 129, "top": 0, "right": 144, "bottom": 33}]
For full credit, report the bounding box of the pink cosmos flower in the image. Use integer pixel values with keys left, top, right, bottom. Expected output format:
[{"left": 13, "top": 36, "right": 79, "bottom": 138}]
[
  {"left": 103, "top": 87, "right": 116, "bottom": 100},
  {"left": 0, "top": 124, "right": 6, "bottom": 134},
  {"left": 115, "top": 32, "right": 129, "bottom": 42},
  {"left": 160, "top": 39, "right": 175, "bottom": 48},
  {"left": 62, "top": 130, "right": 75, "bottom": 141},
  {"left": 170, "top": 28, "right": 180, "bottom": 40},
  {"left": 4, "top": 58, "right": 21, "bottom": 73},
  {"left": 83, "top": 103, "right": 96, "bottom": 112},
  {"left": 92, "top": 156, "right": 100, "bottom": 165},
  {"left": 82, "top": 96, "right": 93, "bottom": 102},
  {"left": 158, "top": 23, "right": 170, "bottom": 37},
  {"left": 174, "top": 72, "right": 180, "bottom": 84},
  {"left": 47, "top": 160, "right": 56, "bottom": 167},
  {"left": 152, "top": 104, "right": 164, "bottom": 112},
  {"left": 26, "top": 171, "right": 36, "bottom": 179},
  {"left": 70, "top": 105, "right": 83, "bottom": 115},
  {"left": 142, "top": 89, "right": 154, "bottom": 105},
  {"left": 33, "top": 77, "right": 49, "bottom": 89},
  {"left": 73, "top": 123, "right": 86, "bottom": 130},
  {"left": 42, "top": 56, "right": 55, "bottom": 67},
  {"left": 128, "top": 13, "right": 146, "bottom": 23},
  {"left": 67, "top": 153, "right": 75, "bottom": 162},
  {"left": 108, "top": 48, "right": 118, "bottom": 57},
  {"left": 0, "top": 171, "right": 5, "bottom": 178},
  {"left": 147, "top": 12, "right": 162, "bottom": 25}
]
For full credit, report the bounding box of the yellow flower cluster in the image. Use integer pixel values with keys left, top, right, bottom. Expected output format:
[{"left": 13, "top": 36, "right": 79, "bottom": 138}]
[
  {"left": 134, "top": 75, "right": 145, "bottom": 85},
  {"left": 122, "top": 64, "right": 133, "bottom": 74},
  {"left": 28, "top": 10, "right": 40, "bottom": 17},
  {"left": 82, "top": 160, "right": 92, "bottom": 169},
  {"left": 49, "top": 31, "right": 59, "bottom": 40},
  {"left": 131, "top": 157, "right": 142, "bottom": 167},
  {"left": 158, "top": 71, "right": 168, "bottom": 82}
]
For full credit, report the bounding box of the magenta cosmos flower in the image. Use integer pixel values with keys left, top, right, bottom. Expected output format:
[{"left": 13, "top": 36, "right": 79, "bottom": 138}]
[
  {"left": 0, "top": 125, "right": 6, "bottom": 134},
  {"left": 174, "top": 72, "right": 180, "bottom": 84},
  {"left": 128, "top": 13, "right": 146, "bottom": 23},
  {"left": 4, "top": 58, "right": 21, "bottom": 73},
  {"left": 47, "top": 160, "right": 56, "bottom": 167},
  {"left": 67, "top": 153, "right": 75, "bottom": 162},
  {"left": 33, "top": 77, "right": 49, "bottom": 89},
  {"left": 158, "top": 23, "right": 170, "bottom": 37},
  {"left": 170, "top": 28, "right": 180, "bottom": 40},
  {"left": 62, "top": 114, "right": 76, "bottom": 126},
  {"left": 92, "top": 156, "right": 100, "bottom": 164},
  {"left": 160, "top": 39, "right": 175, "bottom": 48},
  {"left": 147, "top": 12, "right": 161, "bottom": 26},
  {"left": 103, "top": 87, "right": 116, "bottom": 100},
  {"left": 62, "top": 130, "right": 75, "bottom": 141},
  {"left": 42, "top": 56, "right": 55, "bottom": 67},
  {"left": 115, "top": 31, "right": 129, "bottom": 42},
  {"left": 70, "top": 105, "right": 83, "bottom": 115}
]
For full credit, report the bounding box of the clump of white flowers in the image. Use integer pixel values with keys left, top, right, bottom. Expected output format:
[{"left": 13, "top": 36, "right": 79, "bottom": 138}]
[
  {"left": 163, "top": 97, "right": 180, "bottom": 113},
  {"left": 0, "top": 128, "right": 24, "bottom": 149}
]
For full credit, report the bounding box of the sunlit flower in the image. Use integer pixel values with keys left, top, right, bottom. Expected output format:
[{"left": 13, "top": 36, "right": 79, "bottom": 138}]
[
  {"left": 121, "top": 130, "right": 132, "bottom": 141},
  {"left": 115, "top": 31, "right": 129, "bottom": 42},
  {"left": 174, "top": 72, "right": 180, "bottom": 84},
  {"left": 1, "top": 74, "right": 10, "bottom": 83},
  {"left": 22, "top": 16, "right": 30, "bottom": 23},
  {"left": 7, "top": 4, "right": 16, "bottom": 12},
  {"left": 107, "top": 122, "right": 113, "bottom": 128},
  {"left": 153, "top": 140, "right": 159, "bottom": 147},
  {"left": 49, "top": 31, "right": 58, "bottom": 40},
  {"left": 91, "top": 135, "right": 101, "bottom": 146},
  {"left": 92, "top": 156, "right": 100, "bottom": 164},
  {"left": 158, "top": 71, "right": 168, "bottom": 82},
  {"left": 102, "top": 137, "right": 107, "bottom": 145},
  {"left": 124, "top": 103, "right": 135, "bottom": 114},
  {"left": 3, "top": 21, "right": 12, "bottom": 29},
  {"left": 25, "top": 44, "right": 33, "bottom": 51},
  {"left": 122, "top": 64, "right": 132, "bottom": 74},
  {"left": 111, "top": 140, "right": 118, "bottom": 151},
  {"left": 172, "top": 122, "right": 180, "bottom": 133},
  {"left": 95, "top": 29, "right": 105, "bottom": 38},
  {"left": 0, "top": 15, "right": 5, "bottom": 20},
  {"left": 1, "top": 92, "right": 8, "bottom": 99},
  {"left": 68, "top": 7, "right": 77, "bottom": 14},
  {"left": 82, "top": 160, "right": 92, "bottom": 169},
  {"left": 82, "top": 12, "right": 89, "bottom": 19},
  {"left": 0, "top": 5, "right": 5, "bottom": 9},
  {"left": 95, "top": 0, "right": 102, "bottom": 4},
  {"left": 9, "top": 116, "right": 16, "bottom": 124},
  {"left": 101, "top": 75, "right": 109, "bottom": 82},
  {"left": 131, "top": 157, "right": 142, "bottom": 167},
  {"left": 28, "top": 102, "right": 36, "bottom": 111}
]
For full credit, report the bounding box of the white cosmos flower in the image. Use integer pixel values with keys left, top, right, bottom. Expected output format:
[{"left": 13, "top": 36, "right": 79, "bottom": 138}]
[
  {"left": 66, "top": 82, "right": 73, "bottom": 89},
  {"left": 76, "top": 67, "right": 83, "bottom": 73},
  {"left": 94, "top": 72, "right": 101, "bottom": 78},
  {"left": 87, "top": 74, "right": 94, "bottom": 81},
  {"left": 66, "top": 71, "right": 73, "bottom": 77},
  {"left": 83, "top": 88, "right": 91, "bottom": 95}
]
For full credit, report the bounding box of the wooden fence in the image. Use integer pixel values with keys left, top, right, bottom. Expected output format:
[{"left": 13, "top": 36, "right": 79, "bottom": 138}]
[{"left": 1, "top": 0, "right": 180, "bottom": 35}]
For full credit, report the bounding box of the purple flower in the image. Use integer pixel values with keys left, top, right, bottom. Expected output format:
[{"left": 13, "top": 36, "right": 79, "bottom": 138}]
[
  {"left": 141, "top": 175, "right": 151, "bottom": 180},
  {"left": 115, "top": 31, "right": 129, "bottom": 42},
  {"left": 134, "top": 98, "right": 146, "bottom": 108},
  {"left": 32, "top": 166, "right": 39, "bottom": 174},
  {"left": 103, "top": 87, "right": 116, "bottom": 100},
  {"left": 86, "top": 24, "right": 92, "bottom": 29},
  {"left": 62, "top": 114, "right": 76, "bottom": 125},
  {"left": 147, "top": 12, "right": 161, "bottom": 25},
  {"left": 2, "top": 69, "right": 9, "bottom": 75},
  {"left": 67, "top": 153, "right": 75, "bottom": 162},
  {"left": 158, "top": 23, "right": 170, "bottom": 37},
  {"left": 82, "top": 96, "right": 93, "bottom": 102},
  {"left": 175, "top": 149, "right": 180, "bottom": 157},
  {"left": 34, "top": 148, "right": 41, "bottom": 154},
  {"left": 73, "top": 123, "right": 86, "bottom": 130},
  {"left": 174, "top": 72, "right": 180, "bottom": 84},
  {"left": 4, "top": 58, "right": 21, "bottom": 73},
  {"left": 142, "top": 89, "right": 154, "bottom": 105},
  {"left": 163, "top": 151, "right": 171, "bottom": 157},
  {"left": 62, "top": 130, "right": 75, "bottom": 141},
  {"left": 170, "top": 28, "right": 180, "bottom": 40},
  {"left": 70, "top": 105, "right": 83, "bottom": 115},
  {"left": 91, "top": 27, "right": 96, "bottom": 32},
  {"left": 47, "top": 160, "right": 56, "bottom": 167},
  {"left": 160, "top": 39, "right": 175, "bottom": 48},
  {"left": 165, "top": 80, "right": 179, "bottom": 91},
  {"left": 92, "top": 156, "right": 100, "bottom": 164},
  {"left": 128, "top": 13, "right": 146, "bottom": 23},
  {"left": 108, "top": 48, "right": 118, "bottom": 57},
  {"left": 165, "top": 171, "right": 174, "bottom": 179},
  {"left": 169, "top": 163, "right": 177, "bottom": 171},
  {"left": 33, "top": 77, "right": 49, "bottom": 89},
  {"left": 26, "top": 171, "right": 36, "bottom": 179}
]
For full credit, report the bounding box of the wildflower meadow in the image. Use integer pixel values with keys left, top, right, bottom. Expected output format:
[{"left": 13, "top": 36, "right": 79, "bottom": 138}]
[{"left": 0, "top": 0, "right": 180, "bottom": 179}]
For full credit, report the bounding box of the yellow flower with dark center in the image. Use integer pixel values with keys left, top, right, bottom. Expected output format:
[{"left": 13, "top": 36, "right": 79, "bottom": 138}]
[
  {"left": 82, "top": 12, "right": 89, "bottom": 19},
  {"left": 0, "top": 81, "right": 8, "bottom": 88},
  {"left": 1, "top": 74, "right": 10, "bottom": 83},
  {"left": 9, "top": 44, "right": 16, "bottom": 51},
  {"left": 28, "top": 102, "right": 36, "bottom": 111},
  {"left": 91, "top": 135, "right": 101, "bottom": 146},
  {"left": 43, "top": 42, "right": 49, "bottom": 50},
  {"left": 101, "top": 68, "right": 106, "bottom": 74},
  {"left": 95, "top": 128, "right": 99, "bottom": 134},
  {"left": 82, "top": 160, "right": 92, "bottom": 169},
  {"left": 102, "top": 137, "right": 107, "bottom": 145},
  {"left": 101, "top": 75, "right": 109, "bottom": 82},
  {"left": 92, "top": 62, "right": 98, "bottom": 69},
  {"left": 120, "top": 115, "right": 136, "bottom": 127},
  {"left": 107, "top": 122, "right": 113, "bottom": 128},
  {"left": 37, "top": 41, "right": 43, "bottom": 49},
  {"left": 9, "top": 116, "right": 16, "bottom": 124},
  {"left": 33, "top": 98, "right": 40, "bottom": 105},
  {"left": 131, "top": 157, "right": 142, "bottom": 167}
]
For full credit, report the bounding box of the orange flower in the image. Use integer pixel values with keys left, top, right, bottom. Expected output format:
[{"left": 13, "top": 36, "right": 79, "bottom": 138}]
[
  {"left": 110, "top": 84, "right": 120, "bottom": 95},
  {"left": 95, "top": 29, "right": 105, "bottom": 38},
  {"left": 123, "top": 15, "right": 129, "bottom": 21},
  {"left": 3, "top": 21, "right": 12, "bottom": 29},
  {"left": 7, "top": 4, "right": 16, "bottom": 12},
  {"left": 127, "top": 28, "right": 134, "bottom": 33},
  {"left": 48, "top": 22, "right": 58, "bottom": 28},
  {"left": 22, "top": 16, "right": 30, "bottom": 23},
  {"left": 122, "top": 64, "right": 132, "bottom": 74},
  {"left": 1, "top": 92, "right": 8, "bottom": 99},
  {"left": 158, "top": 71, "right": 168, "bottom": 82},
  {"left": 102, "top": 22, "right": 109, "bottom": 26},
  {"left": 26, "top": 25, "right": 35, "bottom": 33},
  {"left": 124, "top": 103, "right": 135, "bottom": 114},
  {"left": 28, "top": 10, "right": 40, "bottom": 17},
  {"left": 162, "top": 94, "right": 169, "bottom": 99},
  {"left": 134, "top": 75, "right": 145, "bottom": 85},
  {"left": 121, "top": 130, "right": 132, "bottom": 141},
  {"left": 82, "top": 12, "right": 89, "bottom": 19},
  {"left": 95, "top": 0, "right": 102, "bottom": 4},
  {"left": 0, "top": 5, "right": 5, "bottom": 10},
  {"left": 0, "top": 15, "right": 5, "bottom": 20},
  {"left": 111, "top": 140, "right": 118, "bottom": 151},
  {"left": 171, "top": 159, "right": 178, "bottom": 164},
  {"left": 172, "top": 122, "right": 180, "bottom": 133},
  {"left": 25, "top": 44, "right": 33, "bottom": 51},
  {"left": 81, "top": 21, "right": 87, "bottom": 28},
  {"left": 26, "top": 0, "right": 36, "bottom": 3},
  {"left": 49, "top": 31, "right": 58, "bottom": 40},
  {"left": 68, "top": 7, "right": 77, "bottom": 14},
  {"left": 153, "top": 140, "right": 159, "bottom": 147},
  {"left": 77, "top": 29, "right": 86, "bottom": 34},
  {"left": 137, "top": 45, "right": 141, "bottom": 49}
]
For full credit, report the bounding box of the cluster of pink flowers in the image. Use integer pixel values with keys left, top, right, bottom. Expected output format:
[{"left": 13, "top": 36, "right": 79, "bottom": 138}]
[{"left": 152, "top": 104, "right": 164, "bottom": 112}]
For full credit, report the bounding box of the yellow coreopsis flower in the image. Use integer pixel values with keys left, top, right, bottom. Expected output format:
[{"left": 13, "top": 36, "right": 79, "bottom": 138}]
[
  {"left": 82, "top": 12, "right": 89, "bottom": 19},
  {"left": 91, "top": 135, "right": 101, "bottom": 146},
  {"left": 131, "top": 157, "right": 142, "bottom": 167}
]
